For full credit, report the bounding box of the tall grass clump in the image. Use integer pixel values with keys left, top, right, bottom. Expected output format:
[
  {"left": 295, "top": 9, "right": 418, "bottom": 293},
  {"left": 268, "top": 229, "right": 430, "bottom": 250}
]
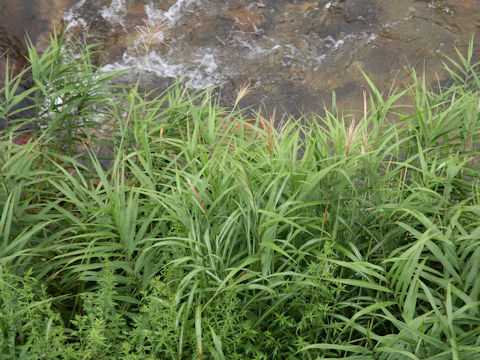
[{"left": 0, "top": 33, "right": 479, "bottom": 359}]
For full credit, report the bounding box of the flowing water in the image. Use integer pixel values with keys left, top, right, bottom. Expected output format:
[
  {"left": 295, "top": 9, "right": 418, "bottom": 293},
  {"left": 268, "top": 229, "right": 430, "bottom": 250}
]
[{"left": 1, "top": 0, "right": 480, "bottom": 116}]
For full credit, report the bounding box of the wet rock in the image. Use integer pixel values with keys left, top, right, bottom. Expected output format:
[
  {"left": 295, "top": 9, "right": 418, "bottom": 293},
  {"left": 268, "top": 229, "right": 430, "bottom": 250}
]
[
  {"left": 458, "top": 0, "right": 474, "bottom": 9},
  {"left": 125, "top": 3, "right": 147, "bottom": 24},
  {"left": 38, "top": 0, "right": 76, "bottom": 28},
  {"left": 444, "top": 0, "right": 480, "bottom": 14},
  {"left": 285, "top": 1, "right": 318, "bottom": 15},
  {"left": 34, "top": 0, "right": 76, "bottom": 51},
  {"left": 0, "top": 0, "right": 75, "bottom": 50},
  {"left": 225, "top": 6, "right": 265, "bottom": 34},
  {"left": 314, "top": 0, "right": 376, "bottom": 38}
]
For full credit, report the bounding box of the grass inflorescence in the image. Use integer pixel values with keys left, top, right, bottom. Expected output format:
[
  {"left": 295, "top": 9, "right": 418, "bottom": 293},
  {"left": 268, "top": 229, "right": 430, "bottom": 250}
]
[{"left": 1, "top": 33, "right": 480, "bottom": 359}]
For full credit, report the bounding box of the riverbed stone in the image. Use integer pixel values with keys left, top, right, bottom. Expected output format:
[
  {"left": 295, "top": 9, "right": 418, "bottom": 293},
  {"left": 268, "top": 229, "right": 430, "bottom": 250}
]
[{"left": 225, "top": 6, "right": 265, "bottom": 34}]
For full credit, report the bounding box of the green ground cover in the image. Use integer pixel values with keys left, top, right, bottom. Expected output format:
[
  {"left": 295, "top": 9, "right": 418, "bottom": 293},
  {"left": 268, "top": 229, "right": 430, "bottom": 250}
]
[{"left": 1, "top": 33, "right": 479, "bottom": 359}]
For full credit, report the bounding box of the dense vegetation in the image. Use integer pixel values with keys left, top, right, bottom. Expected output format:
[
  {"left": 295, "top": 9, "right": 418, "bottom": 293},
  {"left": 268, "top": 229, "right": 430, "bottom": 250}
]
[{"left": 1, "top": 33, "right": 479, "bottom": 359}]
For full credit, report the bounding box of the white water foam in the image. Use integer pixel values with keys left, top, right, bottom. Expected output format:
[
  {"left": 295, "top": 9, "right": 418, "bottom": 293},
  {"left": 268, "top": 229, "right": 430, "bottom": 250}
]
[
  {"left": 144, "top": 3, "right": 166, "bottom": 23},
  {"left": 144, "top": 0, "right": 201, "bottom": 23},
  {"left": 62, "top": 0, "right": 87, "bottom": 32},
  {"left": 101, "top": 48, "right": 229, "bottom": 89},
  {"left": 324, "top": 2, "right": 336, "bottom": 10},
  {"left": 100, "top": 0, "right": 127, "bottom": 28},
  {"left": 99, "top": 0, "right": 233, "bottom": 89}
]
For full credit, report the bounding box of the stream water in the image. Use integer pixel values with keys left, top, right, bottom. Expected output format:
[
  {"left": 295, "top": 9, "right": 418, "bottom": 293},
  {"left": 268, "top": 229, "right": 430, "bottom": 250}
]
[{"left": 1, "top": 0, "right": 480, "bottom": 116}]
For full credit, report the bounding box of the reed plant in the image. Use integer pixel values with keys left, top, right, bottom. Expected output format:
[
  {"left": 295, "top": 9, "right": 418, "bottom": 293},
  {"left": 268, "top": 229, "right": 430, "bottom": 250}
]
[{"left": 0, "top": 34, "right": 479, "bottom": 359}]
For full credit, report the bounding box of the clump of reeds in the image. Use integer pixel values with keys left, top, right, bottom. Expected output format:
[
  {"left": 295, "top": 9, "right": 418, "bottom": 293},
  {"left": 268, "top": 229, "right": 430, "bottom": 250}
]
[{"left": 1, "top": 33, "right": 479, "bottom": 359}]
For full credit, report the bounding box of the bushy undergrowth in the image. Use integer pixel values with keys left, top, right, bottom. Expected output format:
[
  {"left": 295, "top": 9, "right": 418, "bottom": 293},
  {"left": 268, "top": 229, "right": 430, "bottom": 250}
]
[{"left": 1, "top": 34, "right": 479, "bottom": 359}]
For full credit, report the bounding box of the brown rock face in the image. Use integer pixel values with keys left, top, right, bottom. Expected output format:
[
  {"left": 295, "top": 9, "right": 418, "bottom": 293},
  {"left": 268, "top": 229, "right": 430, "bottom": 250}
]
[
  {"left": 225, "top": 6, "right": 265, "bottom": 33},
  {"left": 457, "top": 0, "right": 473, "bottom": 9}
]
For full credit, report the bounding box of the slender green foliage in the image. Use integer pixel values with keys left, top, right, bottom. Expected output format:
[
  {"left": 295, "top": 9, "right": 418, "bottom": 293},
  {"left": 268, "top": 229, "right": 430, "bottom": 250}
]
[{"left": 0, "top": 35, "right": 479, "bottom": 359}]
